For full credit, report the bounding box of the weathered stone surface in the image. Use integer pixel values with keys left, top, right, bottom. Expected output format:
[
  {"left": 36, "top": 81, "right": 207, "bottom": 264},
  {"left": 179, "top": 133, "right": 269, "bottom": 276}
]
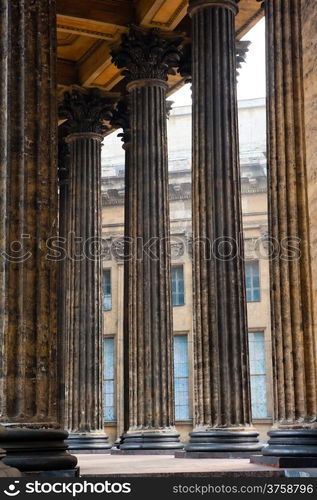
[
  {"left": 262, "top": 0, "right": 317, "bottom": 456},
  {"left": 265, "top": 0, "right": 317, "bottom": 428},
  {"left": 58, "top": 88, "right": 116, "bottom": 448},
  {"left": 111, "top": 28, "right": 183, "bottom": 449},
  {"left": 0, "top": 0, "right": 58, "bottom": 426},
  {"left": 187, "top": 0, "right": 260, "bottom": 451},
  {"left": 302, "top": 0, "right": 317, "bottom": 356}
]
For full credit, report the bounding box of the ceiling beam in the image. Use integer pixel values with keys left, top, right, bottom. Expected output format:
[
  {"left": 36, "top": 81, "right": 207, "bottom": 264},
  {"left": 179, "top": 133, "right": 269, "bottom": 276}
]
[
  {"left": 57, "top": 59, "right": 79, "bottom": 86},
  {"left": 136, "top": 0, "right": 188, "bottom": 30},
  {"left": 56, "top": 0, "right": 135, "bottom": 28},
  {"left": 79, "top": 41, "right": 113, "bottom": 87}
]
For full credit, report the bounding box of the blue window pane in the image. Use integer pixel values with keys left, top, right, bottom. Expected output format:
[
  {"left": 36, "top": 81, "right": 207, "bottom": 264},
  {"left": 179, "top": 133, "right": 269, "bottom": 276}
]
[
  {"left": 172, "top": 266, "right": 185, "bottom": 306},
  {"left": 103, "top": 270, "right": 112, "bottom": 310},
  {"left": 103, "top": 338, "right": 116, "bottom": 421},
  {"left": 245, "top": 261, "right": 261, "bottom": 302},
  {"left": 176, "top": 405, "right": 190, "bottom": 420},
  {"left": 173, "top": 335, "right": 190, "bottom": 421},
  {"left": 248, "top": 331, "right": 268, "bottom": 418},
  {"left": 104, "top": 407, "right": 115, "bottom": 422},
  {"left": 250, "top": 375, "right": 268, "bottom": 418}
]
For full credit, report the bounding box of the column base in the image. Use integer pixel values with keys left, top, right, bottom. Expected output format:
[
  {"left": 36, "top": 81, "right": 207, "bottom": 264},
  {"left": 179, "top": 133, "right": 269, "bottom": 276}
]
[
  {"left": 0, "top": 429, "right": 78, "bottom": 472},
  {"left": 251, "top": 430, "right": 317, "bottom": 468},
  {"left": 66, "top": 432, "right": 112, "bottom": 453},
  {"left": 119, "top": 432, "right": 184, "bottom": 452},
  {"left": 0, "top": 448, "right": 21, "bottom": 477},
  {"left": 185, "top": 429, "right": 263, "bottom": 456},
  {"left": 263, "top": 430, "right": 317, "bottom": 456}
]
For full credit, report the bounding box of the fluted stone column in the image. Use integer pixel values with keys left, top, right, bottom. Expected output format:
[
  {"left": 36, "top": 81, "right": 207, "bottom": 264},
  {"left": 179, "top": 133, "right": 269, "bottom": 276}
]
[
  {"left": 111, "top": 28, "right": 184, "bottom": 451},
  {"left": 251, "top": 0, "right": 317, "bottom": 465},
  {"left": 0, "top": 1, "right": 21, "bottom": 479},
  {"left": 186, "top": 0, "right": 262, "bottom": 454},
  {"left": 58, "top": 87, "right": 117, "bottom": 452},
  {"left": 0, "top": 0, "right": 77, "bottom": 473}
]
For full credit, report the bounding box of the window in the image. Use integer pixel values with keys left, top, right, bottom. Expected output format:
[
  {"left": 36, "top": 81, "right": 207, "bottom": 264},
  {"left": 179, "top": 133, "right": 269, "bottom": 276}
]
[
  {"left": 103, "top": 270, "right": 112, "bottom": 310},
  {"left": 172, "top": 265, "right": 185, "bottom": 306},
  {"left": 173, "top": 335, "right": 190, "bottom": 420},
  {"left": 103, "top": 337, "right": 116, "bottom": 422},
  {"left": 245, "top": 261, "right": 260, "bottom": 302},
  {"left": 248, "top": 331, "right": 268, "bottom": 418}
]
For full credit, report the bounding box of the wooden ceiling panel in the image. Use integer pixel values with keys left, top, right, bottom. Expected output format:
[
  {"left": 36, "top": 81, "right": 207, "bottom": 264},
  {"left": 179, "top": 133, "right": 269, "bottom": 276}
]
[
  {"left": 93, "top": 65, "right": 124, "bottom": 91},
  {"left": 150, "top": 0, "right": 188, "bottom": 29},
  {"left": 57, "top": 32, "right": 98, "bottom": 62},
  {"left": 57, "top": 15, "right": 126, "bottom": 41},
  {"left": 236, "top": 0, "right": 263, "bottom": 37},
  {"left": 79, "top": 41, "right": 112, "bottom": 86},
  {"left": 56, "top": 0, "right": 135, "bottom": 28},
  {"left": 56, "top": 0, "right": 263, "bottom": 92},
  {"left": 137, "top": 0, "right": 188, "bottom": 30}
]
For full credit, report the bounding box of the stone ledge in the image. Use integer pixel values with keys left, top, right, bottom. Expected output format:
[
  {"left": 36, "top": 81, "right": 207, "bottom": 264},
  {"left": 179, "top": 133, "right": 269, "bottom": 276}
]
[{"left": 251, "top": 455, "right": 317, "bottom": 469}]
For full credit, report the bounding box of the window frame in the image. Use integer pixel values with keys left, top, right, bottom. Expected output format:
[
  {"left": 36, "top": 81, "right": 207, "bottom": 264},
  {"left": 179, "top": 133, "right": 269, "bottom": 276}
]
[
  {"left": 173, "top": 333, "right": 191, "bottom": 422},
  {"left": 171, "top": 264, "right": 185, "bottom": 307},
  {"left": 245, "top": 260, "right": 261, "bottom": 303},
  {"left": 103, "top": 268, "right": 112, "bottom": 311},
  {"left": 248, "top": 329, "right": 269, "bottom": 419},
  {"left": 103, "top": 335, "right": 117, "bottom": 423}
]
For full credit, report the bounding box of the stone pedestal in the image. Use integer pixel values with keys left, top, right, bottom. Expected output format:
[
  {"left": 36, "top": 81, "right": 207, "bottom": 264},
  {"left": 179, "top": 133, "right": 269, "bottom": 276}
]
[
  {"left": 251, "top": 0, "right": 317, "bottom": 466},
  {"left": 0, "top": 429, "right": 77, "bottom": 473},
  {"left": 111, "top": 27, "right": 184, "bottom": 452},
  {"left": 58, "top": 87, "right": 117, "bottom": 452},
  {"left": 185, "top": 0, "right": 261, "bottom": 455}
]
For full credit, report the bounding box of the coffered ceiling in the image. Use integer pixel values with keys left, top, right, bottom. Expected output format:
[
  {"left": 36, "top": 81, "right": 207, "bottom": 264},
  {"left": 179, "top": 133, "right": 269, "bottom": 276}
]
[{"left": 57, "top": 0, "right": 263, "bottom": 94}]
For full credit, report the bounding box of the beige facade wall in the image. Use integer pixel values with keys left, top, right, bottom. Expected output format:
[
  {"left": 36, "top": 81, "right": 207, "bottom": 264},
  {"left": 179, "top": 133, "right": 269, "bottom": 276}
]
[{"left": 101, "top": 98, "right": 272, "bottom": 443}]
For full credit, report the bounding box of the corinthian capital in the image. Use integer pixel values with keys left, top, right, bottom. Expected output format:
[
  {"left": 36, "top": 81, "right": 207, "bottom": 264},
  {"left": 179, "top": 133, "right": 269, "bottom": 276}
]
[
  {"left": 111, "top": 26, "right": 183, "bottom": 83},
  {"left": 110, "top": 98, "right": 131, "bottom": 147},
  {"left": 58, "top": 86, "right": 118, "bottom": 136}
]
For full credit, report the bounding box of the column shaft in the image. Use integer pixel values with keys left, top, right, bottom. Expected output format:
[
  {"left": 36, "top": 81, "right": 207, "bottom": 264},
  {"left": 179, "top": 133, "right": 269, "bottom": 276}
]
[
  {"left": 262, "top": 0, "right": 317, "bottom": 457},
  {"left": 0, "top": 0, "right": 77, "bottom": 473},
  {"left": 187, "top": 0, "right": 261, "bottom": 452},
  {"left": 127, "top": 82, "right": 174, "bottom": 431},
  {"left": 111, "top": 28, "right": 183, "bottom": 450},
  {"left": 0, "top": 0, "right": 58, "bottom": 427},
  {"left": 65, "top": 134, "right": 104, "bottom": 433},
  {"left": 58, "top": 87, "right": 117, "bottom": 451}
]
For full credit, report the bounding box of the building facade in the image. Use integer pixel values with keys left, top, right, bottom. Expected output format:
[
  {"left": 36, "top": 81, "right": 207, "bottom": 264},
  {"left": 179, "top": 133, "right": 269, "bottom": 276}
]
[
  {"left": 101, "top": 97, "right": 273, "bottom": 442},
  {"left": 1, "top": 0, "right": 317, "bottom": 472}
]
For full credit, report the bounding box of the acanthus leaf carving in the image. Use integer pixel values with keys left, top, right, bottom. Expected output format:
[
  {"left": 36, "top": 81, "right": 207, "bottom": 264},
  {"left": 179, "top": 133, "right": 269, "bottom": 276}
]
[{"left": 111, "top": 26, "right": 183, "bottom": 82}]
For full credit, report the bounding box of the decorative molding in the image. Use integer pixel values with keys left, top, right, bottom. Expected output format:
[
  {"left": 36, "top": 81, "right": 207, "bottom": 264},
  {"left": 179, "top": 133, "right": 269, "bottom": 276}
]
[
  {"left": 178, "top": 44, "right": 192, "bottom": 83},
  {"left": 178, "top": 40, "right": 251, "bottom": 79},
  {"left": 166, "top": 100, "right": 174, "bottom": 119},
  {"left": 57, "top": 32, "right": 79, "bottom": 46},
  {"left": 57, "top": 24, "right": 123, "bottom": 41},
  {"left": 171, "top": 241, "right": 185, "bottom": 259},
  {"left": 58, "top": 86, "right": 117, "bottom": 135},
  {"left": 110, "top": 99, "right": 131, "bottom": 147},
  {"left": 149, "top": 0, "right": 188, "bottom": 28},
  {"left": 111, "top": 26, "right": 183, "bottom": 82},
  {"left": 236, "top": 7, "right": 263, "bottom": 38},
  {"left": 236, "top": 40, "right": 251, "bottom": 75}
]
